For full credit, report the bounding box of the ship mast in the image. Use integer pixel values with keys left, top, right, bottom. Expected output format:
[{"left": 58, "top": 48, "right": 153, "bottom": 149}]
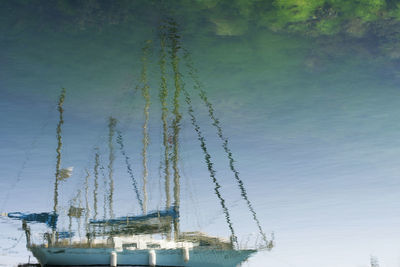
[
  {"left": 84, "top": 169, "right": 91, "bottom": 243},
  {"left": 93, "top": 149, "right": 100, "bottom": 222},
  {"left": 108, "top": 117, "right": 117, "bottom": 218},
  {"left": 159, "top": 25, "right": 172, "bottom": 239},
  {"left": 168, "top": 20, "right": 183, "bottom": 240},
  {"left": 140, "top": 41, "right": 151, "bottom": 215},
  {"left": 51, "top": 88, "right": 66, "bottom": 244},
  {"left": 53, "top": 88, "right": 66, "bottom": 216}
]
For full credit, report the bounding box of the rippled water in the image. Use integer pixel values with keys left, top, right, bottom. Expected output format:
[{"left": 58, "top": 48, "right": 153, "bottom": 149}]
[{"left": 1, "top": 1, "right": 400, "bottom": 267}]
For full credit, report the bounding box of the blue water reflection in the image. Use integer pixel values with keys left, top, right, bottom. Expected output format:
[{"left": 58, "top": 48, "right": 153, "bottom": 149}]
[{"left": 1, "top": 1, "right": 400, "bottom": 267}]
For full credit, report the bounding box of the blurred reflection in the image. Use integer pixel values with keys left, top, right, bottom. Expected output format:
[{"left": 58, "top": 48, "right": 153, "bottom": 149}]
[{"left": 4, "top": 19, "right": 264, "bottom": 267}]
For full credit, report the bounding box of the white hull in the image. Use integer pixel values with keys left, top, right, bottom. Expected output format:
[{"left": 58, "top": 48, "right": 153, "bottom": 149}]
[{"left": 30, "top": 246, "right": 256, "bottom": 267}]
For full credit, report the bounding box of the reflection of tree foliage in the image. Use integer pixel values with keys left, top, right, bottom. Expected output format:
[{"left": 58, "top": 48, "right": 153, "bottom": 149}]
[
  {"left": 0, "top": 0, "right": 146, "bottom": 32},
  {"left": 5, "top": 0, "right": 400, "bottom": 36},
  {"left": 4, "top": 0, "right": 400, "bottom": 59}
]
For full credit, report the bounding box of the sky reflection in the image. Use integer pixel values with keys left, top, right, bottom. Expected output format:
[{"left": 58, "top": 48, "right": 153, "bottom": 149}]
[{"left": 1, "top": 1, "right": 400, "bottom": 267}]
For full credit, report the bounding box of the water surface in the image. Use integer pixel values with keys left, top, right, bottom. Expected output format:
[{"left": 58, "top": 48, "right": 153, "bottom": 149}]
[{"left": 1, "top": 1, "right": 400, "bottom": 267}]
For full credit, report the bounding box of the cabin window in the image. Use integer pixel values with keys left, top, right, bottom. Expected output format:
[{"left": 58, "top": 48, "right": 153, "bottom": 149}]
[
  {"left": 123, "top": 243, "right": 137, "bottom": 249},
  {"left": 147, "top": 243, "right": 161, "bottom": 248}
]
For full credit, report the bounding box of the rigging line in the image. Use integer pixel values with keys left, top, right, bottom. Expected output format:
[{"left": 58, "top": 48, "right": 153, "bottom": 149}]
[
  {"left": 0, "top": 101, "right": 55, "bottom": 212},
  {"left": 97, "top": 160, "right": 108, "bottom": 236},
  {"left": 183, "top": 88, "right": 238, "bottom": 248},
  {"left": 84, "top": 169, "right": 90, "bottom": 239},
  {"left": 70, "top": 76, "right": 140, "bottom": 201},
  {"left": 140, "top": 41, "right": 152, "bottom": 215},
  {"left": 68, "top": 207, "right": 72, "bottom": 245},
  {"left": 100, "top": 164, "right": 107, "bottom": 221},
  {"left": 82, "top": 65, "right": 144, "bottom": 214},
  {"left": 159, "top": 27, "right": 171, "bottom": 210},
  {"left": 93, "top": 149, "right": 100, "bottom": 221},
  {"left": 77, "top": 191, "right": 83, "bottom": 242},
  {"left": 1, "top": 232, "right": 24, "bottom": 251},
  {"left": 115, "top": 129, "right": 144, "bottom": 213},
  {"left": 177, "top": 151, "right": 202, "bottom": 231},
  {"left": 108, "top": 117, "right": 117, "bottom": 218},
  {"left": 167, "top": 19, "right": 183, "bottom": 239},
  {"left": 62, "top": 71, "right": 140, "bottom": 207},
  {"left": 98, "top": 150, "right": 110, "bottom": 217},
  {"left": 157, "top": 150, "right": 164, "bottom": 209},
  {"left": 101, "top": 163, "right": 107, "bottom": 235},
  {"left": 65, "top": 145, "right": 98, "bottom": 214},
  {"left": 53, "top": 88, "right": 66, "bottom": 215},
  {"left": 182, "top": 50, "right": 273, "bottom": 249}
]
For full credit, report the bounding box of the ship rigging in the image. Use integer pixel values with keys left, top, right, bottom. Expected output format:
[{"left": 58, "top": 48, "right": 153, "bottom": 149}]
[{"left": 2, "top": 20, "right": 273, "bottom": 267}]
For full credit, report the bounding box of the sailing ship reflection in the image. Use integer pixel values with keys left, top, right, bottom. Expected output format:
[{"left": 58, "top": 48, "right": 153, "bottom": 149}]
[{"left": 3, "top": 19, "right": 272, "bottom": 267}]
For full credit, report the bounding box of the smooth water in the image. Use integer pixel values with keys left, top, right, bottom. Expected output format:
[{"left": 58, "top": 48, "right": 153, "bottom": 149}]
[{"left": 1, "top": 1, "right": 400, "bottom": 267}]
